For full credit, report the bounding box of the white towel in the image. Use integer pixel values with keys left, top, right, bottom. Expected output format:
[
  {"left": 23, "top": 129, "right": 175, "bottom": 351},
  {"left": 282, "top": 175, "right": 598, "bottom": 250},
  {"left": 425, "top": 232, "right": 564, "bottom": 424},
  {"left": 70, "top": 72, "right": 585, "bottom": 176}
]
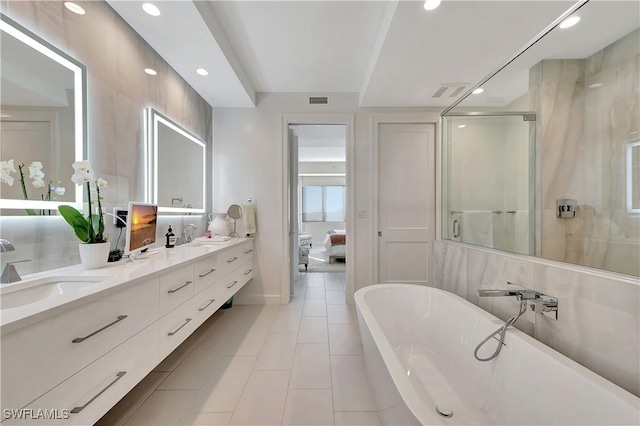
[
  {"left": 242, "top": 205, "right": 257, "bottom": 235},
  {"left": 461, "top": 211, "right": 493, "bottom": 247},
  {"left": 514, "top": 210, "right": 529, "bottom": 254}
]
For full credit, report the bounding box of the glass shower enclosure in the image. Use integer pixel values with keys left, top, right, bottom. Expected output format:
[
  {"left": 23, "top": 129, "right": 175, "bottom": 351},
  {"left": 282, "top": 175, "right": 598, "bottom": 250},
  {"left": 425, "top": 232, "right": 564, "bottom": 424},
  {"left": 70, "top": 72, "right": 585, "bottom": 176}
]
[{"left": 442, "top": 113, "right": 536, "bottom": 255}]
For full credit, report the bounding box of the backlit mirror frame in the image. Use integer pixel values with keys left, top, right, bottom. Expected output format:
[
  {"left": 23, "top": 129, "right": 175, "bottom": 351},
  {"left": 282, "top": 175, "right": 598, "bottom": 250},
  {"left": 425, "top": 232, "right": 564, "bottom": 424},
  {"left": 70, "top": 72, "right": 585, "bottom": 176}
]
[
  {"left": 146, "top": 108, "right": 206, "bottom": 214},
  {"left": 0, "top": 14, "right": 86, "bottom": 211}
]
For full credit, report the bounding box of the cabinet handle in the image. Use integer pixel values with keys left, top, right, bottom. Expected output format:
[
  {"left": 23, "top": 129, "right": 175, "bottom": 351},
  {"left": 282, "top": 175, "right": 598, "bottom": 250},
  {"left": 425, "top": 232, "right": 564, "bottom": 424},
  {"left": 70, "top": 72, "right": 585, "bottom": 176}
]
[
  {"left": 70, "top": 371, "right": 126, "bottom": 414},
  {"left": 72, "top": 315, "right": 128, "bottom": 343},
  {"left": 168, "top": 280, "right": 192, "bottom": 294},
  {"left": 167, "top": 318, "right": 192, "bottom": 336},
  {"left": 198, "top": 299, "right": 216, "bottom": 311},
  {"left": 227, "top": 280, "right": 238, "bottom": 289},
  {"left": 244, "top": 269, "right": 253, "bottom": 275},
  {"left": 198, "top": 268, "right": 216, "bottom": 278},
  {"left": 227, "top": 256, "right": 238, "bottom": 263},
  {"left": 244, "top": 249, "right": 253, "bottom": 254}
]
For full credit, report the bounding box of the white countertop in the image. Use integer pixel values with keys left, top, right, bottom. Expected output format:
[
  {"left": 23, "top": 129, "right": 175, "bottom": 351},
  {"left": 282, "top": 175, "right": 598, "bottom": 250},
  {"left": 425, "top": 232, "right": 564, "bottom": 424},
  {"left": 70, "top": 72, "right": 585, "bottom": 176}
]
[{"left": 0, "top": 237, "right": 251, "bottom": 335}]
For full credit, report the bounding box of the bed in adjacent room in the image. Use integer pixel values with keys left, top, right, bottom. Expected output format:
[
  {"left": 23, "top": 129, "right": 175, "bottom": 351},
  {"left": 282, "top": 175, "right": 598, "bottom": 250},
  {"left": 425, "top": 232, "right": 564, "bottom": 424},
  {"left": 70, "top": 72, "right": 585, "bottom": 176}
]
[{"left": 323, "top": 229, "right": 346, "bottom": 262}]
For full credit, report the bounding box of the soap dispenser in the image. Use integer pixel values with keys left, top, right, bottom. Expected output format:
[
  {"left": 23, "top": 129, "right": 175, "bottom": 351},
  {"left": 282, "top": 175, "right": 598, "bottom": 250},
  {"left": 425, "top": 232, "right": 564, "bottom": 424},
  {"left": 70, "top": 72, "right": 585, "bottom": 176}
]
[{"left": 165, "top": 225, "right": 176, "bottom": 248}]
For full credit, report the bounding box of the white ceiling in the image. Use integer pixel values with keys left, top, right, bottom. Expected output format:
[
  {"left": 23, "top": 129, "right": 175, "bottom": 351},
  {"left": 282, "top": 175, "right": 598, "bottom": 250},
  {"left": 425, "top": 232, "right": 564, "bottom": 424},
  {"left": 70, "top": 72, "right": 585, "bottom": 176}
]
[
  {"left": 454, "top": 0, "right": 640, "bottom": 109},
  {"left": 107, "top": 0, "right": 586, "bottom": 108}
]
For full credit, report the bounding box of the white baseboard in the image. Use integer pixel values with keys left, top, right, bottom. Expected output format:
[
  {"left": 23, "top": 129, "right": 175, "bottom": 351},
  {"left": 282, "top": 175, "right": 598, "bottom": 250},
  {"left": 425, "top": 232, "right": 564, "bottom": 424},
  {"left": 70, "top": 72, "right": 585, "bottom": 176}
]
[{"left": 234, "top": 294, "right": 282, "bottom": 305}]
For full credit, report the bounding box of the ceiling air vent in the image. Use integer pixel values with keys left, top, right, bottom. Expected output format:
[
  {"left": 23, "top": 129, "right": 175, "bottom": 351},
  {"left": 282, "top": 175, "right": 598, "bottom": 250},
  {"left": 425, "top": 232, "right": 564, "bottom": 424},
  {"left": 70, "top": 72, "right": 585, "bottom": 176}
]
[
  {"left": 432, "top": 83, "right": 471, "bottom": 98},
  {"left": 309, "top": 96, "right": 329, "bottom": 105}
]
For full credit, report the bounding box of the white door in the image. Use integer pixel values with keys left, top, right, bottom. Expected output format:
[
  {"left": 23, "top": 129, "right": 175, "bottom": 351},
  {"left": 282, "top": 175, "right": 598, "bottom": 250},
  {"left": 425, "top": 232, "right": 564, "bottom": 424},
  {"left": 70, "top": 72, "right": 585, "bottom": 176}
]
[{"left": 378, "top": 123, "right": 435, "bottom": 285}]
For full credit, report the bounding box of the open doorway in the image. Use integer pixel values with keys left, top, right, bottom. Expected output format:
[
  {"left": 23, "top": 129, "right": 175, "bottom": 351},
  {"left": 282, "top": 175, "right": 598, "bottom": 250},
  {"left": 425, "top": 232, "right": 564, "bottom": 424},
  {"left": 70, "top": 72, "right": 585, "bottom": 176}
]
[{"left": 289, "top": 123, "right": 348, "bottom": 299}]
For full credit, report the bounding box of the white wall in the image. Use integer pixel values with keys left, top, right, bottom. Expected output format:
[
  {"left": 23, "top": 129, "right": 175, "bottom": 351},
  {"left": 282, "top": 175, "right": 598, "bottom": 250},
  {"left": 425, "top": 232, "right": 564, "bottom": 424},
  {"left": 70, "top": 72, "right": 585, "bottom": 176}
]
[{"left": 212, "top": 92, "right": 441, "bottom": 304}]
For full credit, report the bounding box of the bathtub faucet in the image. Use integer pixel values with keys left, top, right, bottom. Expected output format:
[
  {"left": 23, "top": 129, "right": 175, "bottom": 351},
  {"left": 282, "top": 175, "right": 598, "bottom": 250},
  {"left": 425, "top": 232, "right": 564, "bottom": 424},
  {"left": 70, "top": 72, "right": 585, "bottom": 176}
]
[
  {"left": 478, "top": 282, "right": 558, "bottom": 320},
  {"left": 477, "top": 288, "right": 538, "bottom": 301}
]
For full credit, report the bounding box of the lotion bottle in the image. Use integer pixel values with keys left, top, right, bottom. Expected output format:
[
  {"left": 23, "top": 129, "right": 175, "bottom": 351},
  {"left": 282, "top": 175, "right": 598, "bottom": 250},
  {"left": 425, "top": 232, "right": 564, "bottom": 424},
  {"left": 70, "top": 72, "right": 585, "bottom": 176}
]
[{"left": 165, "top": 225, "right": 176, "bottom": 248}]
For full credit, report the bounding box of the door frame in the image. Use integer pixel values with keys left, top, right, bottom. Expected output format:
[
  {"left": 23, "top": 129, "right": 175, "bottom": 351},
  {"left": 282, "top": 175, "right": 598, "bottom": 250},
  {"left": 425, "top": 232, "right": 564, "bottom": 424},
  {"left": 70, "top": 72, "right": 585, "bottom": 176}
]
[
  {"left": 371, "top": 113, "right": 442, "bottom": 285},
  {"left": 281, "top": 113, "right": 355, "bottom": 304}
]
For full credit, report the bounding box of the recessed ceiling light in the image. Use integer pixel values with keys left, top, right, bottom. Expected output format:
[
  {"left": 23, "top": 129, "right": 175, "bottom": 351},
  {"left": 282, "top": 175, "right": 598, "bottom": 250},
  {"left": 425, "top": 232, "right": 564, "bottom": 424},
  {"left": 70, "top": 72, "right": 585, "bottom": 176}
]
[
  {"left": 64, "top": 2, "right": 86, "bottom": 15},
  {"left": 589, "top": 83, "right": 603, "bottom": 89},
  {"left": 423, "top": 0, "right": 442, "bottom": 11},
  {"left": 472, "top": 88, "right": 484, "bottom": 95},
  {"left": 458, "top": 124, "right": 466, "bottom": 129},
  {"left": 142, "top": 3, "right": 161, "bottom": 17},
  {"left": 196, "top": 68, "right": 209, "bottom": 76},
  {"left": 559, "top": 16, "right": 580, "bottom": 29},
  {"left": 144, "top": 68, "right": 157, "bottom": 76}
]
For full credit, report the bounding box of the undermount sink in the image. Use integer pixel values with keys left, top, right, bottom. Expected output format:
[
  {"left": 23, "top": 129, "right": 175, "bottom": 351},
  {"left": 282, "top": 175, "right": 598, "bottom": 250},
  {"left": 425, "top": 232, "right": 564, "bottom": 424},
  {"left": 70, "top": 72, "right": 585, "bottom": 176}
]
[
  {"left": 188, "top": 237, "right": 232, "bottom": 247},
  {"left": 1, "top": 276, "right": 111, "bottom": 310},
  {"left": 186, "top": 241, "right": 226, "bottom": 247}
]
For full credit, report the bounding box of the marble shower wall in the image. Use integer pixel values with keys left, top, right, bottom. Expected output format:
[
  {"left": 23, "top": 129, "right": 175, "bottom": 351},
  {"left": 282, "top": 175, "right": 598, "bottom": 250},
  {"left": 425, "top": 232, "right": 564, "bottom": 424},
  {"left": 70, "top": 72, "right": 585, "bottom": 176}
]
[
  {"left": 531, "top": 29, "right": 640, "bottom": 276},
  {"left": 0, "top": 1, "right": 212, "bottom": 274},
  {"left": 433, "top": 240, "right": 640, "bottom": 398}
]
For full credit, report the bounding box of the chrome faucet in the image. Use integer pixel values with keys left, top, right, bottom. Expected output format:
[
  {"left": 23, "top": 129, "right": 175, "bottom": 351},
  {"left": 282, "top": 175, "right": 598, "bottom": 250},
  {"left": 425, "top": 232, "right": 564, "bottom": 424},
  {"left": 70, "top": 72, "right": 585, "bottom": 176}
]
[
  {"left": 1, "top": 239, "right": 30, "bottom": 284},
  {"left": 478, "top": 281, "right": 558, "bottom": 320},
  {"left": 178, "top": 224, "right": 197, "bottom": 245}
]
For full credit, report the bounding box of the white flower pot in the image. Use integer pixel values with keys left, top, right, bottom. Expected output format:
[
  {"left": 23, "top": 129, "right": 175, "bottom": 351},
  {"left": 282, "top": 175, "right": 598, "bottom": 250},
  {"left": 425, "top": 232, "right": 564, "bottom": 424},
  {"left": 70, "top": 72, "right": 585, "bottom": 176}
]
[{"left": 78, "top": 242, "right": 110, "bottom": 270}]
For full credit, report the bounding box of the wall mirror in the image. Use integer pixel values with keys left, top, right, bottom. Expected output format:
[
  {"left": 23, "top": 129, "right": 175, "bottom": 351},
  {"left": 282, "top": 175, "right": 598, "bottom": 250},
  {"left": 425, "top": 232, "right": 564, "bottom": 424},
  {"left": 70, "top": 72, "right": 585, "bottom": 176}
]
[
  {"left": 442, "top": 0, "right": 639, "bottom": 277},
  {"left": 146, "top": 109, "right": 206, "bottom": 213},
  {"left": 0, "top": 14, "right": 86, "bottom": 214}
]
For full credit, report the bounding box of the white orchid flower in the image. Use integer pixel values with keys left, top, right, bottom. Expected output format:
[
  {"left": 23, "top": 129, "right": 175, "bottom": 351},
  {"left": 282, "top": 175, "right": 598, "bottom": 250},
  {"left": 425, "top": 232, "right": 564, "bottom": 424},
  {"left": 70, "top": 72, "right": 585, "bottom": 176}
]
[
  {"left": 0, "top": 159, "right": 16, "bottom": 186},
  {"left": 71, "top": 170, "right": 94, "bottom": 185},
  {"left": 28, "top": 161, "right": 45, "bottom": 180},
  {"left": 32, "top": 178, "right": 45, "bottom": 188},
  {"left": 54, "top": 186, "right": 66, "bottom": 196},
  {"left": 72, "top": 161, "right": 93, "bottom": 173},
  {"left": 96, "top": 178, "right": 107, "bottom": 188},
  {"left": 71, "top": 161, "right": 95, "bottom": 186}
]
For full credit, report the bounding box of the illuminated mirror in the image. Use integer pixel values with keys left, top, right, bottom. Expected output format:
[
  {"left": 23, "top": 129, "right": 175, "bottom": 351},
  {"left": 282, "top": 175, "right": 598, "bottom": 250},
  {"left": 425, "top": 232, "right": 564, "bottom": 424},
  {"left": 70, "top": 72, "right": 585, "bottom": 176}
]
[
  {"left": 0, "top": 14, "right": 86, "bottom": 213},
  {"left": 147, "top": 109, "right": 206, "bottom": 213}
]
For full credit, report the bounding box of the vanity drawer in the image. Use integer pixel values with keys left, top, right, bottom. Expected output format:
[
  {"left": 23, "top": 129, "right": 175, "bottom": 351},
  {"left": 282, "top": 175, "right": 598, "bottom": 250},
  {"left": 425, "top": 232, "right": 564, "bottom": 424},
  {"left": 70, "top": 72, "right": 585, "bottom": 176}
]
[
  {"left": 216, "top": 245, "right": 244, "bottom": 278},
  {"left": 223, "top": 259, "right": 253, "bottom": 300},
  {"left": 1, "top": 279, "right": 159, "bottom": 413},
  {"left": 192, "top": 279, "right": 226, "bottom": 329},
  {"left": 193, "top": 255, "right": 219, "bottom": 294},
  {"left": 240, "top": 240, "right": 254, "bottom": 264},
  {"left": 6, "top": 324, "right": 159, "bottom": 425},
  {"left": 158, "top": 299, "right": 198, "bottom": 357},
  {"left": 159, "top": 265, "right": 194, "bottom": 315}
]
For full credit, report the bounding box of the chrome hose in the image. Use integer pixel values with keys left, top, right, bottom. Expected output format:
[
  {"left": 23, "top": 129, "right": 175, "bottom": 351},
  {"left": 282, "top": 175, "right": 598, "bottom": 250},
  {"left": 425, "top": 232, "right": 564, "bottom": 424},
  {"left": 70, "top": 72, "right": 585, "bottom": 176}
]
[{"left": 474, "top": 300, "right": 527, "bottom": 362}]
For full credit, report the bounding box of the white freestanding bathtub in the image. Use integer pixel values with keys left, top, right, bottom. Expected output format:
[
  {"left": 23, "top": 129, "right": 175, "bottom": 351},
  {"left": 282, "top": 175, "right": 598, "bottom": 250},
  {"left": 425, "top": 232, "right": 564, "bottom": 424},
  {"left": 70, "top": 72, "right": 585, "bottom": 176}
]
[{"left": 355, "top": 284, "right": 640, "bottom": 425}]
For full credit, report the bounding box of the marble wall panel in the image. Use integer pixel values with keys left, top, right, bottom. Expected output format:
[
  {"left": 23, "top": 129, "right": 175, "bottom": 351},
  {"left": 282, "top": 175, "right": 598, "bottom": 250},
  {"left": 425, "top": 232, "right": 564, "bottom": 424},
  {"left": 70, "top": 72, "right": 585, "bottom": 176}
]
[
  {"left": 0, "top": 1, "right": 212, "bottom": 273},
  {"left": 466, "top": 248, "right": 535, "bottom": 336},
  {"left": 434, "top": 240, "right": 640, "bottom": 397},
  {"left": 533, "top": 263, "right": 639, "bottom": 397}
]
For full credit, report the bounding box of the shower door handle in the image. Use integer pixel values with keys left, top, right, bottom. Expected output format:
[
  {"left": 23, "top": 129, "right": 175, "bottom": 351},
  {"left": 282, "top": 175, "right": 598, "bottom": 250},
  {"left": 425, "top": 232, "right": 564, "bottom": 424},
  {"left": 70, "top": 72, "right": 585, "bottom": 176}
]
[{"left": 452, "top": 219, "right": 460, "bottom": 238}]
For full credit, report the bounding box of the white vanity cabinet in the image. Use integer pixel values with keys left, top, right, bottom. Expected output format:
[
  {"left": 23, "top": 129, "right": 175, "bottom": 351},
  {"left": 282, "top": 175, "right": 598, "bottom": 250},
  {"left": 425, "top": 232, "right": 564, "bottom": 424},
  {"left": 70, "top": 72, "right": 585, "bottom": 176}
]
[
  {"left": 0, "top": 238, "right": 254, "bottom": 425},
  {"left": 7, "top": 324, "right": 160, "bottom": 425},
  {"left": 1, "top": 278, "right": 160, "bottom": 415}
]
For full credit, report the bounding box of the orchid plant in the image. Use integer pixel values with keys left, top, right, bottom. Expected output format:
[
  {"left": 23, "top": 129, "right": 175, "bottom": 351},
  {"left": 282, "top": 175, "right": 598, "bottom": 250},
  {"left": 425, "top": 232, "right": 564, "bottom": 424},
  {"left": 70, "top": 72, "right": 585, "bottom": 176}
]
[
  {"left": 58, "top": 161, "right": 108, "bottom": 244},
  {"left": 0, "top": 159, "right": 66, "bottom": 215}
]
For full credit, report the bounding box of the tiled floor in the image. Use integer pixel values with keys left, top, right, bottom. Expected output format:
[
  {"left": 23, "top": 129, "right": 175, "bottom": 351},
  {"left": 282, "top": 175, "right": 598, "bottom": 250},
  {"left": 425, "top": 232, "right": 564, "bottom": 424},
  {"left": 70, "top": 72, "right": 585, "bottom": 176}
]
[{"left": 98, "top": 272, "right": 381, "bottom": 426}]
